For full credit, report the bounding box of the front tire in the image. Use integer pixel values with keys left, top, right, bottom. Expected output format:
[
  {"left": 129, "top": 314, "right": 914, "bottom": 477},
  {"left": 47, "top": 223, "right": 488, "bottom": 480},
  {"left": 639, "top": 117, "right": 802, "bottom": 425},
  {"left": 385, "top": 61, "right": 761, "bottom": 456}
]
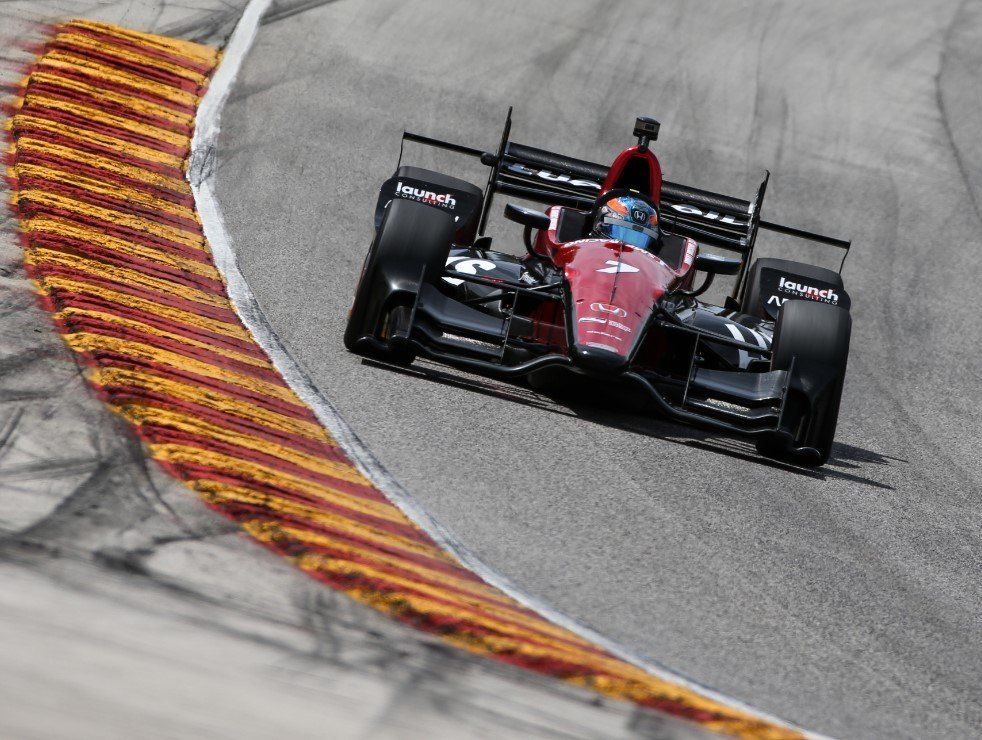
[
  {"left": 756, "top": 299, "right": 851, "bottom": 466},
  {"left": 344, "top": 199, "right": 455, "bottom": 364}
]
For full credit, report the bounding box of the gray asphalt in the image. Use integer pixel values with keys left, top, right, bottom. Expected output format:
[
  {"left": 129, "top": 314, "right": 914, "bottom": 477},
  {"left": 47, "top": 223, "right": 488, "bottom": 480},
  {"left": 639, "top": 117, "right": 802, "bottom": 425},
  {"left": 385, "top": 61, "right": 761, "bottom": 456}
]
[
  {"left": 2, "top": 2, "right": 709, "bottom": 738},
  {"left": 215, "top": 1, "right": 982, "bottom": 737}
]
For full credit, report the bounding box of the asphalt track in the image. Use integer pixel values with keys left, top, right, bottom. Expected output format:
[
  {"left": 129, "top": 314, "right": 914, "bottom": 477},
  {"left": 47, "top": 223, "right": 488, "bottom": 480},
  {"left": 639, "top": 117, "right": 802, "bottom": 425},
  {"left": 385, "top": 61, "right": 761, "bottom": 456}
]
[
  {"left": 214, "top": 1, "right": 982, "bottom": 738},
  {"left": 1, "top": 3, "right": 724, "bottom": 738}
]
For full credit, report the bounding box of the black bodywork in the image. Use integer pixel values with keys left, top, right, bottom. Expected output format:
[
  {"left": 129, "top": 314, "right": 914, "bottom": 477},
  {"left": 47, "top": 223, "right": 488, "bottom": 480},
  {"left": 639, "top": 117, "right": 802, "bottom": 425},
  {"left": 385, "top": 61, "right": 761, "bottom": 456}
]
[{"left": 351, "top": 111, "right": 852, "bottom": 463}]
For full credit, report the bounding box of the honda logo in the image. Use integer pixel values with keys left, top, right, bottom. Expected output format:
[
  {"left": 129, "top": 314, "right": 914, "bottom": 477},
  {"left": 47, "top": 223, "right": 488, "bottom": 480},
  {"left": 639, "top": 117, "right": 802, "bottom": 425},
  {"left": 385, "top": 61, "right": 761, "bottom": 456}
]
[{"left": 589, "top": 302, "right": 628, "bottom": 317}]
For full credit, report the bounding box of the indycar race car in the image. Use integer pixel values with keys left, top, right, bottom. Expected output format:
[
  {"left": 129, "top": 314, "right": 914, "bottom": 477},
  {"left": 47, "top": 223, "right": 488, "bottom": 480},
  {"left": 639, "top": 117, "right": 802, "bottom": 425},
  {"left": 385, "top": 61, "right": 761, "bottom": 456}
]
[{"left": 345, "top": 112, "right": 852, "bottom": 466}]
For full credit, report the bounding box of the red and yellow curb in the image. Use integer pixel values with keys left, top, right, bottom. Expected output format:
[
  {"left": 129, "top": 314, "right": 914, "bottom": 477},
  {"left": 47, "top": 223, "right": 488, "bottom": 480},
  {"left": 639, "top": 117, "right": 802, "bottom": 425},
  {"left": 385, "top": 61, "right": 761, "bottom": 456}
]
[{"left": 3, "top": 20, "right": 800, "bottom": 739}]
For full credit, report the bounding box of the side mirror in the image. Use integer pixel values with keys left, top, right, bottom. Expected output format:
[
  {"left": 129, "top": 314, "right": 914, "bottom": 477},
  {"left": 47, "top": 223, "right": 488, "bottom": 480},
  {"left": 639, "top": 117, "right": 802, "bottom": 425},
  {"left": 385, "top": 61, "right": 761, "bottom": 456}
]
[
  {"left": 504, "top": 203, "right": 551, "bottom": 231},
  {"left": 694, "top": 252, "right": 742, "bottom": 275}
]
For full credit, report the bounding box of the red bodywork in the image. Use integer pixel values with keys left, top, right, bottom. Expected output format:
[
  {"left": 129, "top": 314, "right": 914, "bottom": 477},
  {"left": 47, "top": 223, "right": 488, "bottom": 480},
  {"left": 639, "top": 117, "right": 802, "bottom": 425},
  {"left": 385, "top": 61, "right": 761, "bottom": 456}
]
[
  {"left": 532, "top": 208, "right": 696, "bottom": 369},
  {"left": 600, "top": 145, "right": 663, "bottom": 203},
  {"left": 528, "top": 146, "right": 696, "bottom": 371}
]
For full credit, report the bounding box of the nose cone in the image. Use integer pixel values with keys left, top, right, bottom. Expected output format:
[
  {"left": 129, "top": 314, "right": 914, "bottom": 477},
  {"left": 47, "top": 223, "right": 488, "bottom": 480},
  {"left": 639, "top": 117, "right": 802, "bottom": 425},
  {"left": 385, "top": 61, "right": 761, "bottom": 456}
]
[{"left": 573, "top": 344, "right": 629, "bottom": 374}]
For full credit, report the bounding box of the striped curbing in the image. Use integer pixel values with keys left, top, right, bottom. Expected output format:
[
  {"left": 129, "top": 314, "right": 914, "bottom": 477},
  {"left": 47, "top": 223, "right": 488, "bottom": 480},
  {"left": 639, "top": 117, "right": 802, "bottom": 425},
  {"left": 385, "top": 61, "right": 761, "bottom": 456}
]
[{"left": 3, "top": 19, "right": 802, "bottom": 738}]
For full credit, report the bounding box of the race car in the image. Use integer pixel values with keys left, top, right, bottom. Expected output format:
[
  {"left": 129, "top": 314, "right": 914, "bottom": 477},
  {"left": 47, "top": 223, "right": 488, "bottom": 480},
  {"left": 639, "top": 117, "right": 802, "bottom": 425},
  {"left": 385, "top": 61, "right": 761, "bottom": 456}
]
[{"left": 345, "top": 112, "right": 852, "bottom": 466}]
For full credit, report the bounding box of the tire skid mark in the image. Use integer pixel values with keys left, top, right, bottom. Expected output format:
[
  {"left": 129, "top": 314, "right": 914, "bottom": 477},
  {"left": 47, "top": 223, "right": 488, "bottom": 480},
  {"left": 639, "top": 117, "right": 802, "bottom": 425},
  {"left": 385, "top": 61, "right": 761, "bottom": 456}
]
[{"left": 4, "top": 19, "right": 802, "bottom": 739}]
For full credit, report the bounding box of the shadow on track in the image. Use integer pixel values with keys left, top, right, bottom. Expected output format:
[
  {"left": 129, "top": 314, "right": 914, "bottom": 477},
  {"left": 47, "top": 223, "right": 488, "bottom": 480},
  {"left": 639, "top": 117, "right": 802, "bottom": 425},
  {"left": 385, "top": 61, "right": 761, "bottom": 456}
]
[{"left": 360, "top": 358, "right": 898, "bottom": 490}]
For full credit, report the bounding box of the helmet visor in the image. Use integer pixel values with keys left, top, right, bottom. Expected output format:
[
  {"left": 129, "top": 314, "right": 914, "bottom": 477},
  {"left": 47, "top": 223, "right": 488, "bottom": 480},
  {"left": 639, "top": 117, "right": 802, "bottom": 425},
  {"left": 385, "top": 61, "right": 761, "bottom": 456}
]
[{"left": 597, "top": 216, "right": 659, "bottom": 251}]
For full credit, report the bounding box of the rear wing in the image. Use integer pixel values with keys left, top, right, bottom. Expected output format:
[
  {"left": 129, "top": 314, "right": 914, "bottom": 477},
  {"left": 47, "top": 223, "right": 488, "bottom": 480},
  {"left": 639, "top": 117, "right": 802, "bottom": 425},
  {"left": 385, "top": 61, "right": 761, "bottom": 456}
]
[{"left": 399, "top": 108, "right": 851, "bottom": 297}]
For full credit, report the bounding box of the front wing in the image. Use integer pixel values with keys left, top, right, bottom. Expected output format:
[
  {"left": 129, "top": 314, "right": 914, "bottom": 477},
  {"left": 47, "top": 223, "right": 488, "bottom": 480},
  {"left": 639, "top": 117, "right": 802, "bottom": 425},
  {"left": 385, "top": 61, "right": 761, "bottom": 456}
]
[{"left": 372, "top": 260, "right": 832, "bottom": 461}]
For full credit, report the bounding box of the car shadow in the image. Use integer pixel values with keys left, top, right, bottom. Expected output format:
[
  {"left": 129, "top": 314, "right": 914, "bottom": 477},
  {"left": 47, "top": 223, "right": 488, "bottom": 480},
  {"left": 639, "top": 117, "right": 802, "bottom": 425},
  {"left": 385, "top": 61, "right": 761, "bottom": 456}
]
[
  {"left": 360, "top": 358, "right": 898, "bottom": 490},
  {"left": 360, "top": 358, "right": 580, "bottom": 417},
  {"left": 559, "top": 400, "right": 897, "bottom": 490}
]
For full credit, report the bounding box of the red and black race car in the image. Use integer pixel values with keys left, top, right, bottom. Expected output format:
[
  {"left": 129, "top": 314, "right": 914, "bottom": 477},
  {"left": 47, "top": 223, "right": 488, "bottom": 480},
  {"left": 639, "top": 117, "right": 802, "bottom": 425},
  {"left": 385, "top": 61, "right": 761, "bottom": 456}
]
[{"left": 345, "top": 113, "right": 852, "bottom": 466}]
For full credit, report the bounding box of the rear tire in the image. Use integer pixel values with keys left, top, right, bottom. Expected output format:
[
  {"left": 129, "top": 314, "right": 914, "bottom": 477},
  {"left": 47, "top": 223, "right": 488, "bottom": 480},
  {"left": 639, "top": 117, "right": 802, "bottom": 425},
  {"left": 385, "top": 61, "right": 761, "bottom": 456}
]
[
  {"left": 740, "top": 257, "right": 844, "bottom": 319},
  {"left": 344, "top": 199, "right": 455, "bottom": 365},
  {"left": 756, "top": 299, "right": 850, "bottom": 466}
]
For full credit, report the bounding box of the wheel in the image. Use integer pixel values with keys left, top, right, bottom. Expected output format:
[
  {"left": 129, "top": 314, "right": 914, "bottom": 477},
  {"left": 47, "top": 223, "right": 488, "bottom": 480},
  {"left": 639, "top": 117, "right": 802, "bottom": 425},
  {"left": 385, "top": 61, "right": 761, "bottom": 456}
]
[
  {"left": 344, "top": 198, "right": 455, "bottom": 364},
  {"left": 756, "top": 298, "right": 851, "bottom": 466},
  {"left": 740, "top": 257, "right": 844, "bottom": 319}
]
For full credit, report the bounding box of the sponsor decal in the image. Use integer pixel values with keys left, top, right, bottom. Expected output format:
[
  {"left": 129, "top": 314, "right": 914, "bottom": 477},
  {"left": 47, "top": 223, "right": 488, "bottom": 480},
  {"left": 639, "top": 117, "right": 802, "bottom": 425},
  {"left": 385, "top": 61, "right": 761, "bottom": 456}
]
[
  {"left": 585, "top": 341, "right": 619, "bottom": 352},
  {"left": 549, "top": 207, "right": 561, "bottom": 231},
  {"left": 589, "top": 302, "right": 628, "bottom": 317},
  {"left": 777, "top": 276, "right": 839, "bottom": 303},
  {"left": 577, "top": 317, "right": 632, "bottom": 333},
  {"left": 682, "top": 238, "right": 697, "bottom": 270},
  {"left": 669, "top": 203, "right": 745, "bottom": 226},
  {"left": 443, "top": 255, "right": 495, "bottom": 286},
  {"left": 396, "top": 180, "right": 457, "bottom": 209},
  {"left": 596, "top": 259, "right": 639, "bottom": 274},
  {"left": 758, "top": 267, "right": 850, "bottom": 318},
  {"left": 586, "top": 330, "right": 622, "bottom": 341},
  {"left": 505, "top": 162, "right": 601, "bottom": 190}
]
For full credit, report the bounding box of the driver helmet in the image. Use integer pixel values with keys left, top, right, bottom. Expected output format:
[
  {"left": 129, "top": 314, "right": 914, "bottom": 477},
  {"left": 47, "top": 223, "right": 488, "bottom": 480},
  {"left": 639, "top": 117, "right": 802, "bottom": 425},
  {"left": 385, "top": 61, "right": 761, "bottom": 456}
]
[{"left": 593, "top": 193, "right": 660, "bottom": 251}]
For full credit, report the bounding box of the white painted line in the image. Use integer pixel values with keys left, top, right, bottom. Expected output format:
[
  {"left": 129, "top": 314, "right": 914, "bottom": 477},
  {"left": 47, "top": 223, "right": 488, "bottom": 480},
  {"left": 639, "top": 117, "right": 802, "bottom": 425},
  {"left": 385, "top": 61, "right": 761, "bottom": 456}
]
[
  {"left": 187, "top": 4, "right": 826, "bottom": 737},
  {"left": 188, "top": 0, "right": 272, "bottom": 187}
]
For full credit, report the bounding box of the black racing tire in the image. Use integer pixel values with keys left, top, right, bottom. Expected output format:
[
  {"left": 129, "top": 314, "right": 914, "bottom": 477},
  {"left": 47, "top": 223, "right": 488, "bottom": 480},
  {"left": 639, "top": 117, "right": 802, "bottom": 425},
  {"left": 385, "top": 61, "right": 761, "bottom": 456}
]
[
  {"left": 344, "top": 198, "right": 455, "bottom": 365},
  {"left": 756, "top": 298, "right": 851, "bottom": 466},
  {"left": 740, "top": 257, "right": 844, "bottom": 319}
]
